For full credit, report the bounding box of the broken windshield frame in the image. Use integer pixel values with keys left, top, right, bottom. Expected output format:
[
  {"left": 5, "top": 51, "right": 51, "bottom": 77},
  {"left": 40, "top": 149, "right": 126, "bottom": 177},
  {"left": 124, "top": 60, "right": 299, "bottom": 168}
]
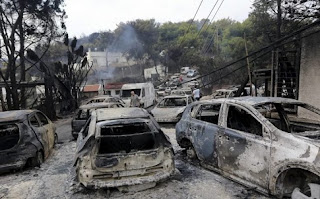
[{"left": 254, "top": 102, "right": 320, "bottom": 133}]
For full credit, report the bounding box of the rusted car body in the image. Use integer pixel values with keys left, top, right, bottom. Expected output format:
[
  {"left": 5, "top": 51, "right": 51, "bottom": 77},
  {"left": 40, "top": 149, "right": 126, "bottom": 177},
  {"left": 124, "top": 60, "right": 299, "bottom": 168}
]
[
  {"left": 176, "top": 97, "right": 320, "bottom": 197},
  {"left": 74, "top": 108, "right": 175, "bottom": 190},
  {"left": 0, "top": 110, "right": 56, "bottom": 172},
  {"left": 151, "top": 95, "right": 193, "bottom": 123},
  {"left": 72, "top": 102, "right": 124, "bottom": 139}
]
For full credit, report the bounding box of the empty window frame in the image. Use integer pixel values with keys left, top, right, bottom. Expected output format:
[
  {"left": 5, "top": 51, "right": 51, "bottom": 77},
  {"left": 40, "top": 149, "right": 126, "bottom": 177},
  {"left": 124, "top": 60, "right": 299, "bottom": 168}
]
[
  {"left": 98, "top": 122, "right": 155, "bottom": 154},
  {"left": 37, "top": 112, "right": 49, "bottom": 125},
  {"left": 195, "top": 104, "right": 221, "bottom": 125},
  {"left": 227, "top": 105, "right": 263, "bottom": 136}
]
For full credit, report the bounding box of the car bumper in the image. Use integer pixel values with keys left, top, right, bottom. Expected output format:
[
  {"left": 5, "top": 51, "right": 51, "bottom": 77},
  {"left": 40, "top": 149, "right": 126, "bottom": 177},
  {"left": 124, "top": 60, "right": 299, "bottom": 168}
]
[
  {"left": 80, "top": 168, "right": 174, "bottom": 189},
  {"left": 77, "top": 148, "right": 175, "bottom": 189},
  {"left": 0, "top": 145, "right": 37, "bottom": 172}
]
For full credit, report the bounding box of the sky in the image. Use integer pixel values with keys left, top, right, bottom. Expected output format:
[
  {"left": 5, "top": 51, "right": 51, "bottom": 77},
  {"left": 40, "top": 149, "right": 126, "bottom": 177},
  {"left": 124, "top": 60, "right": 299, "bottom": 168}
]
[{"left": 64, "top": 0, "right": 254, "bottom": 37}]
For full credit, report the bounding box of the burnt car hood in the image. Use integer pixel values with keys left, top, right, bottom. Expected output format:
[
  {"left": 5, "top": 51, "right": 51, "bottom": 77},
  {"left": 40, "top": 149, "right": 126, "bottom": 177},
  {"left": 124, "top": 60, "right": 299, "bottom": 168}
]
[{"left": 151, "top": 107, "right": 185, "bottom": 118}]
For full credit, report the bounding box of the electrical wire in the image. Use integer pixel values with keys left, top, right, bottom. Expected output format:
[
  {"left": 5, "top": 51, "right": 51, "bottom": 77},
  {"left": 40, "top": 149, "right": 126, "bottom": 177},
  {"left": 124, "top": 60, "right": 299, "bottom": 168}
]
[
  {"left": 195, "top": 0, "right": 220, "bottom": 39},
  {"left": 179, "top": 20, "right": 320, "bottom": 87},
  {"left": 201, "top": 0, "right": 225, "bottom": 54},
  {"left": 177, "top": 0, "right": 222, "bottom": 65},
  {"left": 178, "top": 0, "right": 205, "bottom": 48}
]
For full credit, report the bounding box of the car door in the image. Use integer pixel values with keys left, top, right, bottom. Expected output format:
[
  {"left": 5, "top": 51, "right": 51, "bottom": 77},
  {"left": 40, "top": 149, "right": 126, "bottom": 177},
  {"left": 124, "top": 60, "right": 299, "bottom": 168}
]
[
  {"left": 217, "top": 103, "right": 271, "bottom": 189},
  {"left": 72, "top": 109, "right": 89, "bottom": 133},
  {"left": 36, "top": 112, "right": 55, "bottom": 151},
  {"left": 29, "top": 113, "right": 50, "bottom": 158},
  {"left": 188, "top": 103, "right": 223, "bottom": 168}
]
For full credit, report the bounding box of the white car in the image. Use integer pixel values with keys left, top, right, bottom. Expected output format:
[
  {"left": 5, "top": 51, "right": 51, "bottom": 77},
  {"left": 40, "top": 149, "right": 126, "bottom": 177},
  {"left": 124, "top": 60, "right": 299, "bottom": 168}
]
[
  {"left": 187, "top": 81, "right": 199, "bottom": 89},
  {"left": 171, "top": 89, "right": 192, "bottom": 96},
  {"left": 151, "top": 95, "right": 194, "bottom": 122},
  {"left": 187, "top": 70, "right": 198, "bottom": 77}
]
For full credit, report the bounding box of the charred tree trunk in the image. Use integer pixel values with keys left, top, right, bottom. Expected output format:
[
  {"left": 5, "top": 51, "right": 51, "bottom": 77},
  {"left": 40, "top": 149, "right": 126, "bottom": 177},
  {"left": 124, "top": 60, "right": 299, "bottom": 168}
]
[
  {"left": 44, "top": 71, "right": 56, "bottom": 120},
  {"left": 0, "top": 88, "right": 6, "bottom": 111},
  {"left": 19, "top": 16, "right": 26, "bottom": 109}
]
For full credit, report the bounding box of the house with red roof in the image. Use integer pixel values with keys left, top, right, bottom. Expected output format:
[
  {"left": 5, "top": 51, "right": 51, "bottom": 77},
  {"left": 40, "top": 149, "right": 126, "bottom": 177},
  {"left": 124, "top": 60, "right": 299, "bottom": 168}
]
[
  {"left": 104, "top": 83, "right": 124, "bottom": 97},
  {"left": 81, "top": 84, "right": 103, "bottom": 99}
]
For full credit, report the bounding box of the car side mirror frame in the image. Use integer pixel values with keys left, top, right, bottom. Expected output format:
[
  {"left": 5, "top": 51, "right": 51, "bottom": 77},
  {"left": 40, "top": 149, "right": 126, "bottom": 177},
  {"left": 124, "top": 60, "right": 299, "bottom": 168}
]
[{"left": 262, "top": 126, "right": 271, "bottom": 140}]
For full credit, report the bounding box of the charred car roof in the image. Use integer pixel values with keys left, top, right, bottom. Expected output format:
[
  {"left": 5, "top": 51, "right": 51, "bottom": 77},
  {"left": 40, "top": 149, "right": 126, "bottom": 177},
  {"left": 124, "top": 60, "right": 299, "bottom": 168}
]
[
  {"left": 201, "top": 96, "right": 304, "bottom": 106},
  {"left": 96, "top": 108, "right": 149, "bottom": 121},
  {"left": 163, "top": 95, "right": 189, "bottom": 99},
  {"left": 0, "top": 110, "right": 34, "bottom": 123},
  {"left": 79, "top": 102, "right": 123, "bottom": 110}
]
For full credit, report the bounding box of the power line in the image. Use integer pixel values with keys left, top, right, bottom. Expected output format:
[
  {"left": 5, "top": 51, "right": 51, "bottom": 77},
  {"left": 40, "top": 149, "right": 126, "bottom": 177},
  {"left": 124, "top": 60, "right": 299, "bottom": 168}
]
[
  {"left": 179, "top": 20, "right": 320, "bottom": 87},
  {"left": 178, "top": 0, "right": 205, "bottom": 48},
  {"left": 177, "top": 0, "right": 221, "bottom": 65},
  {"left": 195, "top": 0, "right": 220, "bottom": 39},
  {"left": 200, "top": 64, "right": 246, "bottom": 89},
  {"left": 201, "top": 0, "right": 225, "bottom": 54}
]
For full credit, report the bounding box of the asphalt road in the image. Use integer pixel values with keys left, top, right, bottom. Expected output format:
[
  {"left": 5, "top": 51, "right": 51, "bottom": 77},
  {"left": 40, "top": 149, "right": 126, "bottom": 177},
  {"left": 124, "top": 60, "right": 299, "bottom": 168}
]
[{"left": 0, "top": 117, "right": 270, "bottom": 199}]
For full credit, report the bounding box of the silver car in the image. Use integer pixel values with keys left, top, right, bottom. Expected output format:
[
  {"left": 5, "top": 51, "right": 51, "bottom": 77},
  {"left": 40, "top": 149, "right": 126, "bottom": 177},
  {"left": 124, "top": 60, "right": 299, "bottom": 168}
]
[
  {"left": 176, "top": 97, "right": 320, "bottom": 197},
  {"left": 151, "top": 95, "right": 193, "bottom": 122}
]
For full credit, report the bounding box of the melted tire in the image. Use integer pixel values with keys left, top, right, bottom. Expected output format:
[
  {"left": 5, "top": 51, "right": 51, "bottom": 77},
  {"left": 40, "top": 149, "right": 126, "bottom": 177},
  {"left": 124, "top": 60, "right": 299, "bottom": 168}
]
[{"left": 30, "top": 151, "right": 44, "bottom": 167}]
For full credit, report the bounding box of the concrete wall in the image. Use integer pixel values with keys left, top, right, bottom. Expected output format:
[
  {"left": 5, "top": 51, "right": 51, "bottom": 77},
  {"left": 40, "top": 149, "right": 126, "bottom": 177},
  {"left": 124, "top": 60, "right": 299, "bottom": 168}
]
[
  {"left": 87, "top": 49, "right": 136, "bottom": 68},
  {"left": 87, "top": 49, "right": 107, "bottom": 68},
  {"left": 144, "top": 65, "right": 166, "bottom": 79},
  {"left": 298, "top": 29, "right": 320, "bottom": 120}
]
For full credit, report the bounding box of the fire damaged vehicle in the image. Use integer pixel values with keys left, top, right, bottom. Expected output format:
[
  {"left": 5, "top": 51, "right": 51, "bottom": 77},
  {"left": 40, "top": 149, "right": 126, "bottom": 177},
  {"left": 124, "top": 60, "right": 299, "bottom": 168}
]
[
  {"left": 73, "top": 108, "right": 175, "bottom": 190},
  {"left": 71, "top": 102, "right": 124, "bottom": 139},
  {"left": 151, "top": 95, "right": 193, "bottom": 123},
  {"left": 0, "top": 110, "right": 57, "bottom": 172},
  {"left": 176, "top": 97, "right": 320, "bottom": 197}
]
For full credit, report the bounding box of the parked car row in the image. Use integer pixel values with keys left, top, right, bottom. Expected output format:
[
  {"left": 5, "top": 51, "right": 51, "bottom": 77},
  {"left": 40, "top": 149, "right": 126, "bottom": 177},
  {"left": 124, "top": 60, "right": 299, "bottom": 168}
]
[{"left": 1, "top": 95, "right": 319, "bottom": 198}]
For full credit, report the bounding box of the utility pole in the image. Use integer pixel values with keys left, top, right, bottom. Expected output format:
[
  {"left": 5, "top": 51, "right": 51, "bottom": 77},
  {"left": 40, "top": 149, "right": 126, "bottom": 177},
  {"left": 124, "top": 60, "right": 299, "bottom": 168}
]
[
  {"left": 277, "top": 0, "right": 282, "bottom": 40},
  {"left": 274, "top": 0, "right": 282, "bottom": 97},
  {"left": 244, "top": 33, "right": 252, "bottom": 96}
]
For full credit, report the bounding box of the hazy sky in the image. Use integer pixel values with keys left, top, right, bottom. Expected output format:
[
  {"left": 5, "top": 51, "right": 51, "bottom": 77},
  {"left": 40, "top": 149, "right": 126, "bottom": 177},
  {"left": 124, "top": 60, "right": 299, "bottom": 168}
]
[{"left": 64, "top": 0, "right": 254, "bottom": 37}]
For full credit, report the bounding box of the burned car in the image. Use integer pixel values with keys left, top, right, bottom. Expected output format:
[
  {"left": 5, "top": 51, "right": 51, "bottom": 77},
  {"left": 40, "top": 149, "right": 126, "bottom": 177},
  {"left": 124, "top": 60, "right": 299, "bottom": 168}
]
[
  {"left": 72, "top": 102, "right": 124, "bottom": 139},
  {"left": 176, "top": 97, "right": 320, "bottom": 197},
  {"left": 151, "top": 95, "right": 193, "bottom": 123},
  {"left": 0, "top": 110, "right": 56, "bottom": 172},
  {"left": 73, "top": 108, "right": 175, "bottom": 190},
  {"left": 84, "top": 95, "right": 125, "bottom": 106},
  {"left": 212, "top": 88, "right": 237, "bottom": 99}
]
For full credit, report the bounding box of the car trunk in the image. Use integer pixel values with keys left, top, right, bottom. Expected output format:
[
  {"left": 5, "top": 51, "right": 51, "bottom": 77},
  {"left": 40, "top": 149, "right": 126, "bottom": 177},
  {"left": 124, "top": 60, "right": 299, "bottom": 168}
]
[
  {"left": 93, "top": 122, "right": 166, "bottom": 172},
  {"left": 0, "top": 123, "right": 20, "bottom": 151}
]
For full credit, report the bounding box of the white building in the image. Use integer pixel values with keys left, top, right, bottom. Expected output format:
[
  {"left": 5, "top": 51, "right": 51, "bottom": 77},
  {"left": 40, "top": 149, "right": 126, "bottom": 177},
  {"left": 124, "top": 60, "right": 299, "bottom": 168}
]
[
  {"left": 87, "top": 48, "right": 136, "bottom": 68},
  {"left": 144, "top": 65, "right": 167, "bottom": 80}
]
